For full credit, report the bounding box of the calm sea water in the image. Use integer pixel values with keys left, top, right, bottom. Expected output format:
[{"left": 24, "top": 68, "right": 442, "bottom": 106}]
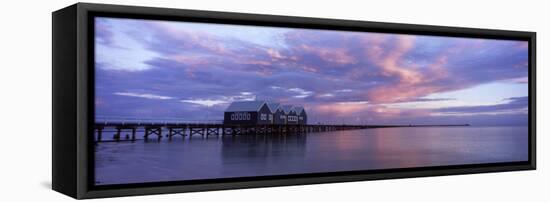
[{"left": 94, "top": 126, "right": 528, "bottom": 185}]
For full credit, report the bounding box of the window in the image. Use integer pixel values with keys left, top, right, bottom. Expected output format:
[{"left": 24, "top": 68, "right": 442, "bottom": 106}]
[
  {"left": 260, "top": 113, "right": 267, "bottom": 121},
  {"left": 231, "top": 112, "right": 250, "bottom": 121},
  {"left": 269, "top": 114, "right": 273, "bottom": 121}
]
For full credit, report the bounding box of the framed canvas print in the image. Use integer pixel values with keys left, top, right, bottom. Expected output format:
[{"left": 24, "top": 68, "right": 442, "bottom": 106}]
[{"left": 52, "top": 3, "right": 536, "bottom": 199}]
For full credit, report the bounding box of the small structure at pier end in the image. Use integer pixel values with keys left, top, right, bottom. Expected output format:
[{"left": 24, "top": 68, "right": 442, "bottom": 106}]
[
  {"left": 224, "top": 101, "right": 307, "bottom": 125},
  {"left": 223, "top": 101, "right": 272, "bottom": 125}
]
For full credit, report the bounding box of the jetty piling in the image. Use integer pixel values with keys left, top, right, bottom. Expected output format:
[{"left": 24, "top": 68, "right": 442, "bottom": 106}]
[{"left": 93, "top": 122, "right": 469, "bottom": 142}]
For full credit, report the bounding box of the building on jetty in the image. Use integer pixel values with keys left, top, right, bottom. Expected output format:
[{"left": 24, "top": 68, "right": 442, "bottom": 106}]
[
  {"left": 294, "top": 106, "right": 307, "bottom": 125},
  {"left": 223, "top": 101, "right": 307, "bottom": 125},
  {"left": 223, "top": 101, "right": 272, "bottom": 125}
]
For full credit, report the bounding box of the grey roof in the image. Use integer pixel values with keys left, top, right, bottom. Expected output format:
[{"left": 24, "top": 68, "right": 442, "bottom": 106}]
[
  {"left": 266, "top": 103, "right": 281, "bottom": 113},
  {"left": 294, "top": 106, "right": 305, "bottom": 115},
  {"left": 225, "top": 101, "right": 266, "bottom": 112},
  {"left": 280, "top": 105, "right": 295, "bottom": 114}
]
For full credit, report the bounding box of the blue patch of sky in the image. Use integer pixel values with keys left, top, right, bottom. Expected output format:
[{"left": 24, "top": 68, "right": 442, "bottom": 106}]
[
  {"left": 426, "top": 81, "right": 528, "bottom": 105},
  {"left": 95, "top": 18, "right": 158, "bottom": 71},
  {"left": 152, "top": 18, "right": 291, "bottom": 48}
]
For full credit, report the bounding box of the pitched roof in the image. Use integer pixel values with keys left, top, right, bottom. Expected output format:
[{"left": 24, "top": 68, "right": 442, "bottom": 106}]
[
  {"left": 266, "top": 102, "right": 281, "bottom": 113},
  {"left": 294, "top": 106, "right": 305, "bottom": 115},
  {"left": 280, "top": 105, "right": 295, "bottom": 114},
  {"left": 225, "top": 101, "right": 266, "bottom": 112}
]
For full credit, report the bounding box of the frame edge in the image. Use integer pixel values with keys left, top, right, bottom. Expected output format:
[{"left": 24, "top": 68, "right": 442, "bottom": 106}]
[
  {"left": 52, "top": 3, "right": 79, "bottom": 199},
  {"left": 67, "top": 2, "right": 537, "bottom": 199}
]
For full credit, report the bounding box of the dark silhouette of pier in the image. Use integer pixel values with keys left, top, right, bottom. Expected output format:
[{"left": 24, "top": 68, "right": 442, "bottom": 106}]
[{"left": 94, "top": 120, "right": 469, "bottom": 142}]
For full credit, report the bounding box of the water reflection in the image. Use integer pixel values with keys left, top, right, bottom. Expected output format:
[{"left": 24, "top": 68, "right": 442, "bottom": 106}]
[
  {"left": 219, "top": 134, "right": 307, "bottom": 177},
  {"left": 95, "top": 126, "right": 528, "bottom": 185}
]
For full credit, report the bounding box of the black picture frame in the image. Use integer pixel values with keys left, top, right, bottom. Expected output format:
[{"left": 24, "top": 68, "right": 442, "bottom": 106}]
[{"left": 52, "top": 2, "right": 536, "bottom": 199}]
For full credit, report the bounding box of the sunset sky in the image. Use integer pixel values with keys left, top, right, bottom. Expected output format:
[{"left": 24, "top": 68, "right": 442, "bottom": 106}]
[{"left": 94, "top": 17, "right": 529, "bottom": 126}]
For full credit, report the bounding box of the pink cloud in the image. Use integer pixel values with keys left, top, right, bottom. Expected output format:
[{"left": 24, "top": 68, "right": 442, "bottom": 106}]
[
  {"left": 297, "top": 45, "right": 357, "bottom": 65},
  {"left": 172, "top": 55, "right": 210, "bottom": 66},
  {"left": 149, "top": 22, "right": 232, "bottom": 56},
  {"left": 310, "top": 101, "right": 432, "bottom": 124},
  {"left": 266, "top": 48, "right": 287, "bottom": 60},
  {"left": 314, "top": 102, "right": 369, "bottom": 116},
  {"left": 363, "top": 35, "right": 451, "bottom": 103}
]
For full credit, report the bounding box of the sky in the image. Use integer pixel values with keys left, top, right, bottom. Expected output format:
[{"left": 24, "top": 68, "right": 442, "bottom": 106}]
[{"left": 94, "top": 17, "right": 529, "bottom": 126}]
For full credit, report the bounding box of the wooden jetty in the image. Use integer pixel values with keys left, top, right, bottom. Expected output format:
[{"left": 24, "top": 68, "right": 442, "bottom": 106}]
[{"left": 94, "top": 121, "right": 469, "bottom": 142}]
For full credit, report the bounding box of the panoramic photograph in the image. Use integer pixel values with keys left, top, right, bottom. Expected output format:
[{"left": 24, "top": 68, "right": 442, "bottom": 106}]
[{"left": 93, "top": 17, "right": 529, "bottom": 185}]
